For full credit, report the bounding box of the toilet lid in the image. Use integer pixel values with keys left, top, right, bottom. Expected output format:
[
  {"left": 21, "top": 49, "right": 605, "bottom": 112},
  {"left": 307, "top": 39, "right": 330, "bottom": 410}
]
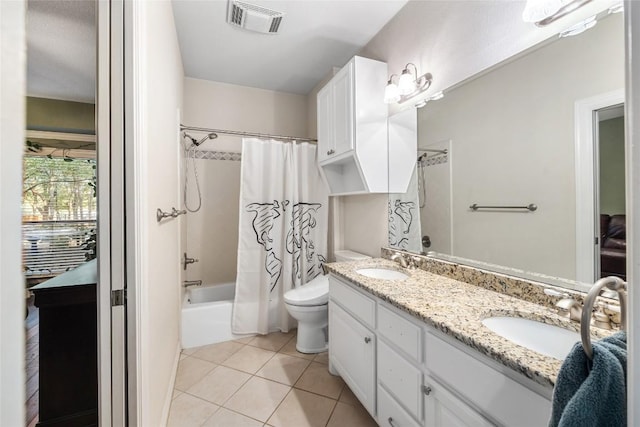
[{"left": 284, "top": 275, "right": 329, "bottom": 306}]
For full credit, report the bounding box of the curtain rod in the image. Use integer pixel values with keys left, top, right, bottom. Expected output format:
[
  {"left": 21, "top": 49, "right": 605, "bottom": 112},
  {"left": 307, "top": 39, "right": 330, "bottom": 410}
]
[{"left": 180, "top": 124, "right": 317, "bottom": 144}]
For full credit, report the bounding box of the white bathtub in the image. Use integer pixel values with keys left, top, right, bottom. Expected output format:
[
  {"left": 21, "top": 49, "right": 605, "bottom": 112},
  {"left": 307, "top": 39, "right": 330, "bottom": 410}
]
[{"left": 181, "top": 282, "right": 248, "bottom": 349}]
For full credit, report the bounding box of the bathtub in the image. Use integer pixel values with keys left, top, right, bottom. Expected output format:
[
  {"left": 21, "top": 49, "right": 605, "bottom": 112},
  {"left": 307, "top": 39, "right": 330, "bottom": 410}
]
[{"left": 181, "top": 282, "right": 248, "bottom": 349}]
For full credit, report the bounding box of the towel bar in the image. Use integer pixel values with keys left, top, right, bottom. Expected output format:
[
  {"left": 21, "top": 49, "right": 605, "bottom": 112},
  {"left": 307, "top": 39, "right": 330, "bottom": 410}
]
[
  {"left": 581, "top": 276, "right": 627, "bottom": 360},
  {"left": 469, "top": 203, "right": 537, "bottom": 212}
]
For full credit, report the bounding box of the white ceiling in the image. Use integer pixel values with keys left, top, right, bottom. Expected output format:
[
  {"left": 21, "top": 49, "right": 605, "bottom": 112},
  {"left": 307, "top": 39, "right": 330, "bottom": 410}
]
[
  {"left": 27, "top": 0, "right": 96, "bottom": 103},
  {"left": 172, "top": 0, "right": 409, "bottom": 94}
]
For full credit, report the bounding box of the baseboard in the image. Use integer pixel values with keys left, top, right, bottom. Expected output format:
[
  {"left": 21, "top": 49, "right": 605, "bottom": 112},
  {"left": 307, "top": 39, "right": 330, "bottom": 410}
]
[{"left": 160, "top": 342, "right": 182, "bottom": 426}]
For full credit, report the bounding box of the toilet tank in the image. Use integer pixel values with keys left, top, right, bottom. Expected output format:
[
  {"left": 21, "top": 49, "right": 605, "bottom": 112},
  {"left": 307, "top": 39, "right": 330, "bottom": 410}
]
[{"left": 334, "top": 250, "right": 371, "bottom": 262}]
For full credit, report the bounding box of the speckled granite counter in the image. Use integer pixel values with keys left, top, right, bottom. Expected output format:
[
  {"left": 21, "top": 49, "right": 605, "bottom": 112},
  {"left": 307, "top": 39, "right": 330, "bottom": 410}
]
[{"left": 326, "top": 258, "right": 609, "bottom": 389}]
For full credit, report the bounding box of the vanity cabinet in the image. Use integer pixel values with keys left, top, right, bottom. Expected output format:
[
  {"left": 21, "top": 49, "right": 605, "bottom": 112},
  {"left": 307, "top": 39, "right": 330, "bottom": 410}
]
[
  {"left": 316, "top": 55, "right": 388, "bottom": 195},
  {"left": 423, "top": 376, "right": 494, "bottom": 427},
  {"left": 328, "top": 280, "right": 377, "bottom": 415},
  {"left": 328, "top": 274, "right": 552, "bottom": 427}
]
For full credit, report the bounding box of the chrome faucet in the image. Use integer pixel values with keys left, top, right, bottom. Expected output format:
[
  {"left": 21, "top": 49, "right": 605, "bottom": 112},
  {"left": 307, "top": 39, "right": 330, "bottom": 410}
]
[
  {"left": 183, "top": 280, "right": 202, "bottom": 288},
  {"left": 390, "top": 253, "right": 408, "bottom": 268},
  {"left": 556, "top": 298, "right": 582, "bottom": 322}
]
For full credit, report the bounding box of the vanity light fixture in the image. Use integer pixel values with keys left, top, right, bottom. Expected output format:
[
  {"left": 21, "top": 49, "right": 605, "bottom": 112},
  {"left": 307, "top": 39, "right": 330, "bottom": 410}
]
[
  {"left": 384, "top": 63, "right": 433, "bottom": 105},
  {"left": 522, "top": 0, "right": 592, "bottom": 26},
  {"left": 414, "top": 91, "right": 445, "bottom": 109},
  {"left": 384, "top": 74, "right": 401, "bottom": 104},
  {"left": 608, "top": 3, "right": 623, "bottom": 14},
  {"left": 558, "top": 14, "right": 597, "bottom": 37}
]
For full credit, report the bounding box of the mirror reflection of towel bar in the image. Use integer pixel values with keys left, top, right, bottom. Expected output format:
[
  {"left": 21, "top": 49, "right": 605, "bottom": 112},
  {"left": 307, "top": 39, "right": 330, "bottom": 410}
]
[{"left": 469, "top": 203, "right": 537, "bottom": 212}]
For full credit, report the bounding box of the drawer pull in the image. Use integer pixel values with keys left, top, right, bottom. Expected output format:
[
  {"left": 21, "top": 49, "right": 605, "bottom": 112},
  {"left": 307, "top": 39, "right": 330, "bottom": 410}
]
[
  {"left": 364, "top": 336, "right": 371, "bottom": 344},
  {"left": 327, "top": 149, "right": 335, "bottom": 155},
  {"left": 388, "top": 417, "right": 397, "bottom": 427},
  {"left": 422, "top": 385, "right": 432, "bottom": 395}
]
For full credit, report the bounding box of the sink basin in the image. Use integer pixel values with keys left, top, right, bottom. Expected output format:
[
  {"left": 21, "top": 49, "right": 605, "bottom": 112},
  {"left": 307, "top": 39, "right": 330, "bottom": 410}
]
[
  {"left": 482, "top": 316, "right": 580, "bottom": 360},
  {"left": 356, "top": 268, "right": 409, "bottom": 280}
]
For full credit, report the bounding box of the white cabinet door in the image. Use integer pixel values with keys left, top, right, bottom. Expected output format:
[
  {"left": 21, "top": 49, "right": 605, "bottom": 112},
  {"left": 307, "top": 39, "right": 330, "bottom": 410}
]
[
  {"left": 329, "top": 302, "right": 376, "bottom": 416},
  {"left": 331, "top": 61, "right": 354, "bottom": 157},
  {"left": 423, "top": 377, "right": 494, "bottom": 427},
  {"left": 316, "top": 84, "right": 333, "bottom": 163}
]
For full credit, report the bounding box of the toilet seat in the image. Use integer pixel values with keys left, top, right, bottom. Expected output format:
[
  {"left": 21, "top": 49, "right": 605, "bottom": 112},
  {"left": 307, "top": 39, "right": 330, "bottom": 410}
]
[{"left": 284, "top": 275, "right": 329, "bottom": 306}]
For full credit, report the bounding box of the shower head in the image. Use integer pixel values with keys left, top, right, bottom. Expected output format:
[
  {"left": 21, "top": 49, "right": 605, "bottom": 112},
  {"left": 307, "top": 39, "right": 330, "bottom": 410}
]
[{"left": 193, "top": 133, "right": 218, "bottom": 146}]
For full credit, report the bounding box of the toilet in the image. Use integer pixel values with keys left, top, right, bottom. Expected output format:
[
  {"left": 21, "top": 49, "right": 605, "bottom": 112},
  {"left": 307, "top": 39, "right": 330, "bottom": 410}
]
[{"left": 284, "top": 250, "right": 371, "bottom": 353}]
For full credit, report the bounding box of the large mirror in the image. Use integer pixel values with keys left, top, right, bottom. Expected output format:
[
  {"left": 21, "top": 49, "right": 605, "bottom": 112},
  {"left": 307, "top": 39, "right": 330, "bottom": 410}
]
[{"left": 388, "top": 11, "right": 625, "bottom": 291}]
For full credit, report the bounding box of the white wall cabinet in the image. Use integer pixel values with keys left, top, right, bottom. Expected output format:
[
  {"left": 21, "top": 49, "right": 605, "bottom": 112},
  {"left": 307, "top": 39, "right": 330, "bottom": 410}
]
[
  {"left": 328, "top": 274, "right": 552, "bottom": 427},
  {"left": 316, "top": 56, "right": 388, "bottom": 195}
]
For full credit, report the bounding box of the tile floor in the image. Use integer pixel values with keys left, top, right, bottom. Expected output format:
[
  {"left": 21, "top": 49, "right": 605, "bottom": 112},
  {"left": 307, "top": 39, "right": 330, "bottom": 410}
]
[{"left": 168, "top": 331, "right": 377, "bottom": 427}]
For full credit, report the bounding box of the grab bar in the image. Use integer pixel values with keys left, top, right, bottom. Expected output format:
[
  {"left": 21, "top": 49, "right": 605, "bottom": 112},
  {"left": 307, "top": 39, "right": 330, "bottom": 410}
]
[
  {"left": 581, "top": 276, "right": 627, "bottom": 360},
  {"left": 469, "top": 203, "right": 537, "bottom": 212},
  {"left": 157, "top": 207, "right": 187, "bottom": 222}
]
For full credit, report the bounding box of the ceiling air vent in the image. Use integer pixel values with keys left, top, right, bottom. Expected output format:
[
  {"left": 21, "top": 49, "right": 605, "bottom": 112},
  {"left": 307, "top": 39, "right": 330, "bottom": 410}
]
[{"left": 227, "top": 0, "right": 284, "bottom": 34}]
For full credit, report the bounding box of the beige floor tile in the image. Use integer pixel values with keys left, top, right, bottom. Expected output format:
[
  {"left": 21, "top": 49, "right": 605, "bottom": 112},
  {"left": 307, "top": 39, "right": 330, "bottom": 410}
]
[
  {"left": 224, "top": 376, "right": 290, "bottom": 422},
  {"left": 175, "top": 356, "right": 218, "bottom": 391},
  {"left": 294, "top": 362, "right": 345, "bottom": 399},
  {"left": 338, "top": 384, "right": 360, "bottom": 406},
  {"left": 222, "top": 345, "right": 276, "bottom": 374},
  {"left": 326, "top": 401, "right": 376, "bottom": 427},
  {"left": 234, "top": 335, "right": 256, "bottom": 344},
  {"left": 313, "top": 352, "right": 329, "bottom": 365},
  {"left": 182, "top": 347, "right": 199, "bottom": 356},
  {"left": 192, "top": 340, "right": 245, "bottom": 364},
  {"left": 278, "top": 337, "right": 315, "bottom": 360},
  {"left": 256, "top": 353, "right": 312, "bottom": 386},
  {"left": 248, "top": 332, "right": 294, "bottom": 352},
  {"left": 267, "top": 388, "right": 337, "bottom": 427},
  {"left": 187, "top": 365, "right": 252, "bottom": 405},
  {"left": 202, "top": 407, "right": 263, "bottom": 427},
  {"left": 167, "top": 393, "right": 219, "bottom": 427}
]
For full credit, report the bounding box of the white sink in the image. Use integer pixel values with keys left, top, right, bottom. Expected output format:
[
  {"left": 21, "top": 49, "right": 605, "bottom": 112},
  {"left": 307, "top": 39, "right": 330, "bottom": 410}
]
[
  {"left": 481, "top": 316, "right": 580, "bottom": 360},
  {"left": 356, "top": 268, "right": 409, "bottom": 281}
]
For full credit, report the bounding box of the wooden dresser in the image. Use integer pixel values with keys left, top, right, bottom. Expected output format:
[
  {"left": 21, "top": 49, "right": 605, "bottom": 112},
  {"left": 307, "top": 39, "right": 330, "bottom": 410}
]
[{"left": 31, "top": 260, "right": 98, "bottom": 427}]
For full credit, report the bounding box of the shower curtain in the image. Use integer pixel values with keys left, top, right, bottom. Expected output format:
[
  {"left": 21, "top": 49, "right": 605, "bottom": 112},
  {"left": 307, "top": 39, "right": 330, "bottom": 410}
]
[
  {"left": 232, "top": 138, "right": 328, "bottom": 335},
  {"left": 388, "top": 164, "right": 422, "bottom": 252}
]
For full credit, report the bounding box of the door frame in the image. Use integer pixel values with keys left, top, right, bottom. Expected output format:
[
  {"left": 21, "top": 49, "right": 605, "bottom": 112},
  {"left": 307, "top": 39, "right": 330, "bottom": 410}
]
[
  {"left": 0, "top": 1, "right": 26, "bottom": 425},
  {"left": 574, "top": 89, "right": 625, "bottom": 284}
]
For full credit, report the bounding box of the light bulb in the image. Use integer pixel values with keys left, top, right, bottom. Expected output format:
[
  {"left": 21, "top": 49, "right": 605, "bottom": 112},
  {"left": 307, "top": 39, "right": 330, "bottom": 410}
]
[
  {"left": 384, "top": 82, "right": 400, "bottom": 104},
  {"left": 398, "top": 70, "right": 416, "bottom": 96}
]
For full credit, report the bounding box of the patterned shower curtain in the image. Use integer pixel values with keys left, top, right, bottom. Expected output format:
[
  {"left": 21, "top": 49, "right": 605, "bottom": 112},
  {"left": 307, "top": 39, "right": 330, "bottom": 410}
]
[
  {"left": 388, "top": 164, "right": 422, "bottom": 252},
  {"left": 232, "top": 138, "right": 328, "bottom": 335}
]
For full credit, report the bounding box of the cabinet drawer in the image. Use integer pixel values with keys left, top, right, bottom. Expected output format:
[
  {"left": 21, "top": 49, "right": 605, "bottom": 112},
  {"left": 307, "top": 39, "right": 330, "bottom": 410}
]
[
  {"left": 378, "top": 385, "right": 422, "bottom": 427},
  {"left": 425, "top": 333, "right": 551, "bottom": 426},
  {"left": 329, "top": 277, "right": 375, "bottom": 328},
  {"left": 378, "top": 304, "right": 422, "bottom": 362},
  {"left": 378, "top": 340, "right": 422, "bottom": 420}
]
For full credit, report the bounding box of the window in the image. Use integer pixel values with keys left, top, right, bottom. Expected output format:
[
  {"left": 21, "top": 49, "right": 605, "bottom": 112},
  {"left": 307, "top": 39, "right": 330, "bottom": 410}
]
[{"left": 22, "top": 153, "right": 96, "bottom": 279}]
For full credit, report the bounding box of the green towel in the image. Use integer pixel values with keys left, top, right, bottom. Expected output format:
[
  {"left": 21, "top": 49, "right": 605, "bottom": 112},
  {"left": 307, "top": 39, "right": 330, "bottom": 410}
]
[{"left": 549, "top": 331, "right": 626, "bottom": 427}]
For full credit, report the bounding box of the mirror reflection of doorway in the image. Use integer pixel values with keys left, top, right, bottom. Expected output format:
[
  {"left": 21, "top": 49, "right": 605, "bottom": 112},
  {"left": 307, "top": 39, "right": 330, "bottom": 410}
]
[
  {"left": 596, "top": 104, "right": 626, "bottom": 280},
  {"left": 24, "top": 1, "right": 98, "bottom": 426}
]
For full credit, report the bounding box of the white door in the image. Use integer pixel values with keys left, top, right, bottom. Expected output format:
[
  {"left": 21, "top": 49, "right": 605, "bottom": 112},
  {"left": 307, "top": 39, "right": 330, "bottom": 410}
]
[
  {"left": 97, "top": 1, "right": 129, "bottom": 424},
  {"left": 0, "top": 1, "right": 27, "bottom": 425}
]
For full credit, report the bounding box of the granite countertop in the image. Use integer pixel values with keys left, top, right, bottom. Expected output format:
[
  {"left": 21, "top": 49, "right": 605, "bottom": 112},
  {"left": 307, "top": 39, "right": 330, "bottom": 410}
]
[{"left": 326, "top": 258, "right": 607, "bottom": 389}]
